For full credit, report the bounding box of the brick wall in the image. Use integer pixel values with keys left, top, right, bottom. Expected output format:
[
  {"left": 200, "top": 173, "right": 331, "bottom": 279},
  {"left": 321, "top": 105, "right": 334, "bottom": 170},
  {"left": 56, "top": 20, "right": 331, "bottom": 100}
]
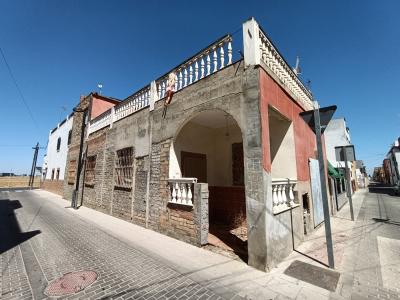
[{"left": 42, "top": 180, "right": 64, "bottom": 196}]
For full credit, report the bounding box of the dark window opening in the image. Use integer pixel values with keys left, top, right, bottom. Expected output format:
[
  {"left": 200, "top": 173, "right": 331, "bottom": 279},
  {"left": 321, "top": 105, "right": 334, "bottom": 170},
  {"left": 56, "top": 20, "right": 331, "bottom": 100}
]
[{"left": 56, "top": 137, "right": 61, "bottom": 152}]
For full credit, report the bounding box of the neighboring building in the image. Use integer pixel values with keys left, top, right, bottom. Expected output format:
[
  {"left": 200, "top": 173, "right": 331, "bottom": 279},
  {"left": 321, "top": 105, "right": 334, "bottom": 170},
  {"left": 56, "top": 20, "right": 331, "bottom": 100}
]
[
  {"left": 0, "top": 172, "right": 15, "bottom": 177},
  {"left": 42, "top": 94, "right": 119, "bottom": 195},
  {"left": 63, "top": 18, "right": 332, "bottom": 272},
  {"left": 41, "top": 113, "right": 74, "bottom": 195},
  {"left": 324, "top": 118, "right": 354, "bottom": 211},
  {"left": 386, "top": 139, "right": 400, "bottom": 186}
]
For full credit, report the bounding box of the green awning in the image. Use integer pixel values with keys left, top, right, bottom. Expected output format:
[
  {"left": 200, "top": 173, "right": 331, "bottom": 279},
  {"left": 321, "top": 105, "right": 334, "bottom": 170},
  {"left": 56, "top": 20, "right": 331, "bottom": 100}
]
[{"left": 328, "top": 161, "right": 343, "bottom": 179}]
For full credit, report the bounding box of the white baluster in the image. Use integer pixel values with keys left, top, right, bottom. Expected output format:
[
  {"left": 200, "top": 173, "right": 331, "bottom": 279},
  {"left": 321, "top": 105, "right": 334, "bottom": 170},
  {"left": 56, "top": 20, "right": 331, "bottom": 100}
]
[
  {"left": 171, "top": 183, "right": 177, "bottom": 203},
  {"left": 181, "top": 184, "right": 187, "bottom": 204},
  {"left": 289, "top": 183, "right": 295, "bottom": 207},
  {"left": 177, "top": 183, "right": 182, "bottom": 204},
  {"left": 174, "top": 73, "right": 178, "bottom": 91},
  {"left": 213, "top": 48, "right": 218, "bottom": 73},
  {"left": 227, "top": 40, "right": 232, "bottom": 65},
  {"left": 179, "top": 70, "right": 183, "bottom": 90},
  {"left": 158, "top": 83, "right": 162, "bottom": 99},
  {"left": 206, "top": 53, "right": 211, "bottom": 75},
  {"left": 189, "top": 65, "right": 193, "bottom": 84},
  {"left": 277, "top": 185, "right": 283, "bottom": 208},
  {"left": 187, "top": 183, "right": 193, "bottom": 205},
  {"left": 273, "top": 184, "right": 279, "bottom": 208},
  {"left": 219, "top": 44, "right": 224, "bottom": 69},
  {"left": 200, "top": 57, "right": 205, "bottom": 79},
  {"left": 184, "top": 68, "right": 188, "bottom": 87},
  {"left": 262, "top": 43, "right": 267, "bottom": 63},
  {"left": 194, "top": 60, "right": 199, "bottom": 82},
  {"left": 281, "top": 184, "right": 288, "bottom": 208},
  {"left": 161, "top": 81, "right": 166, "bottom": 98}
]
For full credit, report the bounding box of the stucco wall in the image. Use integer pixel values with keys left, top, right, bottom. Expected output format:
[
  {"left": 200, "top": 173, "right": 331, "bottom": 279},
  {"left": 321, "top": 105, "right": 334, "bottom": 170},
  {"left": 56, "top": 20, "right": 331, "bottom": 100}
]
[
  {"left": 45, "top": 116, "right": 73, "bottom": 180},
  {"left": 259, "top": 65, "right": 317, "bottom": 268}
]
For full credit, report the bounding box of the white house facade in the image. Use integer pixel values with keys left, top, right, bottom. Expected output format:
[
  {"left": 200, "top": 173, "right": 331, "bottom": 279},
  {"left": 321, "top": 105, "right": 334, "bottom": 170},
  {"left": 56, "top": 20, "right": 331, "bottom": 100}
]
[{"left": 42, "top": 113, "right": 73, "bottom": 195}]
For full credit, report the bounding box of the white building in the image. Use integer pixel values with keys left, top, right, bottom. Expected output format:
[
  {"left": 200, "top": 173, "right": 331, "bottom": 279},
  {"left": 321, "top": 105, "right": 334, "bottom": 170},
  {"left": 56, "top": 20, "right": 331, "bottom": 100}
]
[
  {"left": 324, "top": 118, "right": 351, "bottom": 169},
  {"left": 43, "top": 113, "right": 74, "bottom": 181}
]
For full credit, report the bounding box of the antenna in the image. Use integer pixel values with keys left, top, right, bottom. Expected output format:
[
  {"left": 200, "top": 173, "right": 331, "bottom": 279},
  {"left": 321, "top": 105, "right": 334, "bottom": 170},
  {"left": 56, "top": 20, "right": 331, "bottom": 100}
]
[
  {"left": 293, "top": 56, "right": 302, "bottom": 76},
  {"left": 97, "top": 83, "right": 103, "bottom": 95}
]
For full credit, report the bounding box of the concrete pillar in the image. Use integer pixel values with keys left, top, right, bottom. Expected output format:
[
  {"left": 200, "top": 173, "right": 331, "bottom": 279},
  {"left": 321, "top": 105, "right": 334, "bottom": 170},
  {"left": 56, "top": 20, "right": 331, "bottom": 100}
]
[
  {"left": 243, "top": 17, "right": 261, "bottom": 67},
  {"left": 194, "top": 183, "right": 209, "bottom": 246}
]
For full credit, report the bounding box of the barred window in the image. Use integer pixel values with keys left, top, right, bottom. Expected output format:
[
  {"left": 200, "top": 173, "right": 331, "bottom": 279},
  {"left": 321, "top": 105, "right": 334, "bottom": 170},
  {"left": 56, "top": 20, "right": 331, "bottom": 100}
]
[
  {"left": 85, "top": 156, "right": 96, "bottom": 187},
  {"left": 56, "top": 168, "right": 60, "bottom": 180},
  {"left": 68, "top": 160, "right": 77, "bottom": 185},
  {"left": 115, "top": 147, "right": 134, "bottom": 189}
]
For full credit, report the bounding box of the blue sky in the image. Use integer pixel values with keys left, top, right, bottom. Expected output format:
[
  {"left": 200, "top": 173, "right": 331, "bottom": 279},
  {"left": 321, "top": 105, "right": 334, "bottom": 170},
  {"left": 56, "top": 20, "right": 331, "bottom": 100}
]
[{"left": 0, "top": 0, "right": 399, "bottom": 174}]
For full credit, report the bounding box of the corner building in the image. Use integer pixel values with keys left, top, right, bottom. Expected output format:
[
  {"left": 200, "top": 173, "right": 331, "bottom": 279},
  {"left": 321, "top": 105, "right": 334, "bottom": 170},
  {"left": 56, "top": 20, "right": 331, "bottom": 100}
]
[{"left": 64, "top": 18, "right": 330, "bottom": 271}]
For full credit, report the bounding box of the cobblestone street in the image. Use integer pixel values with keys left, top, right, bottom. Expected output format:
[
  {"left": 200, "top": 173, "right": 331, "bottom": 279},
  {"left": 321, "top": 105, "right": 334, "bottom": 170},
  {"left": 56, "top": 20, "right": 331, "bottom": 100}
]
[
  {"left": 0, "top": 190, "right": 226, "bottom": 300},
  {"left": 1, "top": 188, "right": 400, "bottom": 299}
]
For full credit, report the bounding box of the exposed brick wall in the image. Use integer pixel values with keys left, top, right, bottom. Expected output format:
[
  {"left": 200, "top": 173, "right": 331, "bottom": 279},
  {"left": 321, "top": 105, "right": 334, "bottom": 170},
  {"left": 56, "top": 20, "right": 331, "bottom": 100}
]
[
  {"left": 63, "top": 96, "right": 91, "bottom": 200},
  {"left": 42, "top": 180, "right": 64, "bottom": 196},
  {"left": 133, "top": 156, "right": 147, "bottom": 226},
  {"left": 82, "top": 131, "right": 107, "bottom": 210}
]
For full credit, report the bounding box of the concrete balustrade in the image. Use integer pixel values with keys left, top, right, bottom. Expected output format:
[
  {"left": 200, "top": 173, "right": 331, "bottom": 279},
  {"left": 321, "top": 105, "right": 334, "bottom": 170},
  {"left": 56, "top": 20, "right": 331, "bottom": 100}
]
[
  {"left": 168, "top": 178, "right": 198, "bottom": 206},
  {"left": 272, "top": 178, "right": 298, "bottom": 214}
]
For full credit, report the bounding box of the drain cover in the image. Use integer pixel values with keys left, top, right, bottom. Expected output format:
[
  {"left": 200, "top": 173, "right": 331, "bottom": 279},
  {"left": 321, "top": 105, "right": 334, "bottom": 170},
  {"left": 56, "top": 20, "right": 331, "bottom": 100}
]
[{"left": 45, "top": 271, "right": 98, "bottom": 297}]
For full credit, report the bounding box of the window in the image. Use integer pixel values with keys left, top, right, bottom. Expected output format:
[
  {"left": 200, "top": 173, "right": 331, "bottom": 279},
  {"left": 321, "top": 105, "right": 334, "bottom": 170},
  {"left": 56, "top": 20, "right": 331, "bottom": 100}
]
[
  {"left": 115, "top": 147, "right": 134, "bottom": 189},
  {"left": 68, "top": 160, "right": 77, "bottom": 185},
  {"left": 85, "top": 156, "right": 96, "bottom": 187},
  {"left": 51, "top": 169, "right": 55, "bottom": 180},
  {"left": 68, "top": 129, "right": 72, "bottom": 145},
  {"left": 57, "top": 137, "right": 61, "bottom": 152},
  {"left": 56, "top": 168, "right": 60, "bottom": 180}
]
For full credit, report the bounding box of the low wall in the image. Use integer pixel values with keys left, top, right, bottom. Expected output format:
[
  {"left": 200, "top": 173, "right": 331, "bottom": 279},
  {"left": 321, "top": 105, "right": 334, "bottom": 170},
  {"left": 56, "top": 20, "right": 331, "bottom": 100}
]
[{"left": 42, "top": 180, "right": 64, "bottom": 196}]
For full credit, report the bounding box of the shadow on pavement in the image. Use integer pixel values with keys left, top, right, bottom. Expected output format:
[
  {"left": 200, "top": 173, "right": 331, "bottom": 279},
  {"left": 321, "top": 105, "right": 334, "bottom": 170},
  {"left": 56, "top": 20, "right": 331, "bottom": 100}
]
[
  {"left": 0, "top": 197, "right": 41, "bottom": 254},
  {"left": 368, "top": 183, "right": 399, "bottom": 196}
]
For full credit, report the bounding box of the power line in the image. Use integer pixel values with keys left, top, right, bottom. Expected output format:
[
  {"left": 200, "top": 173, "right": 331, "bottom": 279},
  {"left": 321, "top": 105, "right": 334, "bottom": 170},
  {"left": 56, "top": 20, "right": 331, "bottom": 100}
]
[{"left": 0, "top": 46, "right": 39, "bottom": 131}]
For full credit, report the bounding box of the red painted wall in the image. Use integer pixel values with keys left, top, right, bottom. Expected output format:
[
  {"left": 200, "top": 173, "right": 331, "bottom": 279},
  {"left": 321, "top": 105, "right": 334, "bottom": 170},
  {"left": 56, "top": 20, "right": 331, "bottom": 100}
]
[
  {"left": 90, "top": 96, "right": 118, "bottom": 120},
  {"left": 259, "top": 69, "right": 317, "bottom": 181}
]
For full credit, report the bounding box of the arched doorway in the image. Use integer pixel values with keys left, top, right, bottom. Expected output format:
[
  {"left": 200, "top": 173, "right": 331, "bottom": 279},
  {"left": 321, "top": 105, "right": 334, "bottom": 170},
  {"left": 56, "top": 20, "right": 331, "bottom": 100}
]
[{"left": 170, "top": 110, "right": 247, "bottom": 261}]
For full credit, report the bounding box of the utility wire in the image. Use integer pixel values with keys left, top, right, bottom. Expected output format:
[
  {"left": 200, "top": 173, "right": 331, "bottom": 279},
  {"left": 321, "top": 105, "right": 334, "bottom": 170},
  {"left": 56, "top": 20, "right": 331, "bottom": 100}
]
[{"left": 0, "top": 46, "right": 39, "bottom": 131}]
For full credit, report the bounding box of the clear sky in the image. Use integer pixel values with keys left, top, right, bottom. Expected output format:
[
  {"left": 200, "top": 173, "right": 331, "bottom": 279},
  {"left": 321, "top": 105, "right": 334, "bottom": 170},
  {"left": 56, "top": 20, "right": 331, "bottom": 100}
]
[{"left": 0, "top": 0, "right": 399, "bottom": 175}]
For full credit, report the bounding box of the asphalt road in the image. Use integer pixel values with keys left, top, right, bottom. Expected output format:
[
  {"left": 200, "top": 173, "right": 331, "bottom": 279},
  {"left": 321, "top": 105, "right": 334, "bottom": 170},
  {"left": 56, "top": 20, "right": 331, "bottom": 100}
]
[{"left": 0, "top": 190, "right": 224, "bottom": 300}]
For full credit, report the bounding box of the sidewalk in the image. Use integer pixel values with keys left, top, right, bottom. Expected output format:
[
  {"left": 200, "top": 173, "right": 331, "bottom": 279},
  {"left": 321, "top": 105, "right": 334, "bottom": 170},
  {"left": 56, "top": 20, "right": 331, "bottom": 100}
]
[{"left": 33, "top": 189, "right": 367, "bottom": 300}]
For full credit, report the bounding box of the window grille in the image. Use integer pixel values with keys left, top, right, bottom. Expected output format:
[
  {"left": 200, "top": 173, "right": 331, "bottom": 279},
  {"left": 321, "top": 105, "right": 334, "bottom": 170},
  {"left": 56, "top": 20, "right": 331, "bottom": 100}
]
[
  {"left": 115, "top": 147, "right": 134, "bottom": 189},
  {"left": 85, "top": 156, "right": 96, "bottom": 186},
  {"left": 68, "top": 160, "right": 77, "bottom": 185}
]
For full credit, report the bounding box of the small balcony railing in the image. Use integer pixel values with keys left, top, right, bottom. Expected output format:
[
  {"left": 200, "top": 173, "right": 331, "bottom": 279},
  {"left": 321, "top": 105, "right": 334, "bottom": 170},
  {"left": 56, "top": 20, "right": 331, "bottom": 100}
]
[
  {"left": 272, "top": 178, "right": 298, "bottom": 214},
  {"left": 167, "top": 178, "right": 198, "bottom": 207}
]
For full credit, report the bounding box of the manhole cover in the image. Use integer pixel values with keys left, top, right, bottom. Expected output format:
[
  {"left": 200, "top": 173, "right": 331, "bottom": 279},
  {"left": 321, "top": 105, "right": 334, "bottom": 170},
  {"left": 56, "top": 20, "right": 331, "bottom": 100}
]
[{"left": 45, "top": 270, "right": 98, "bottom": 297}]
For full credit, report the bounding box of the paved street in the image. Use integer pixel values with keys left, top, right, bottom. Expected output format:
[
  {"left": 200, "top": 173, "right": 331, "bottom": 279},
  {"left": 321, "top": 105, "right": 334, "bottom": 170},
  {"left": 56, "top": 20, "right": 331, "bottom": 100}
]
[
  {"left": 0, "top": 190, "right": 225, "bottom": 300},
  {"left": 337, "top": 185, "right": 400, "bottom": 299},
  {"left": 1, "top": 187, "right": 400, "bottom": 299}
]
